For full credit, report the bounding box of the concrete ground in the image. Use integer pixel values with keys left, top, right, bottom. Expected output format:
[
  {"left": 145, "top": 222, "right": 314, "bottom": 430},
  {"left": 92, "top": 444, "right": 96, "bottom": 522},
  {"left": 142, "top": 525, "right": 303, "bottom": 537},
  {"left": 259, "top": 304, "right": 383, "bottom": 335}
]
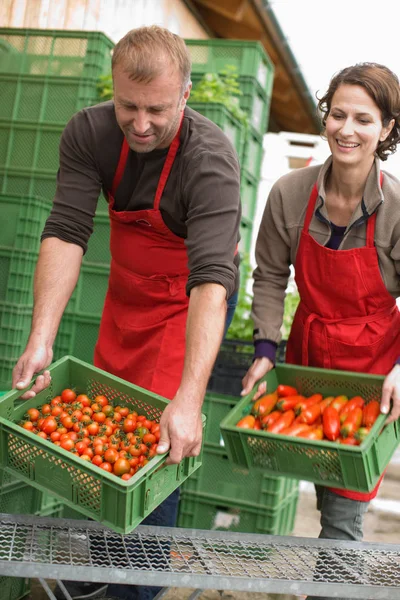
[{"left": 27, "top": 451, "right": 400, "bottom": 600}]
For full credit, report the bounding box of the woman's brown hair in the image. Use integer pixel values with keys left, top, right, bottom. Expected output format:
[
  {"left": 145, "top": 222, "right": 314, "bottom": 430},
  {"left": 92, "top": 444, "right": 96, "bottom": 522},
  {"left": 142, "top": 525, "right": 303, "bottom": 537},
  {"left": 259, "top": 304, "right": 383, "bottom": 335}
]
[{"left": 318, "top": 63, "right": 400, "bottom": 160}]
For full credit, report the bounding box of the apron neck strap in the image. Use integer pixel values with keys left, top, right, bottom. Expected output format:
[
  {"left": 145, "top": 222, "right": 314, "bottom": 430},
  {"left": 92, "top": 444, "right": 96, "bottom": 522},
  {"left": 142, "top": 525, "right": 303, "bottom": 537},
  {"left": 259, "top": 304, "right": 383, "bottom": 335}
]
[
  {"left": 305, "top": 172, "right": 384, "bottom": 247},
  {"left": 111, "top": 136, "right": 130, "bottom": 198},
  {"left": 303, "top": 183, "right": 319, "bottom": 232},
  {"left": 153, "top": 113, "right": 184, "bottom": 210},
  {"left": 365, "top": 171, "right": 384, "bottom": 247}
]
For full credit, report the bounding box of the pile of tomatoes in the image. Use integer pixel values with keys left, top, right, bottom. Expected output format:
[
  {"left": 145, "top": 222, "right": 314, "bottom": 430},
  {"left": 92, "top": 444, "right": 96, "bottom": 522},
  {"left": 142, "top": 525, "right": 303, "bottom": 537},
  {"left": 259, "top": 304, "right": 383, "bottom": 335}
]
[
  {"left": 18, "top": 388, "right": 161, "bottom": 480},
  {"left": 236, "top": 384, "right": 381, "bottom": 445}
]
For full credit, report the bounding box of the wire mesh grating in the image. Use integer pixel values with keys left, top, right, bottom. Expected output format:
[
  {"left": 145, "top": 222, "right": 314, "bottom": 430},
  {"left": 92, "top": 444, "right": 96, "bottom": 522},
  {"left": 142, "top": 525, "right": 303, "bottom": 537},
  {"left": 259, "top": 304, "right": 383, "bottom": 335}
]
[{"left": 0, "top": 514, "right": 399, "bottom": 599}]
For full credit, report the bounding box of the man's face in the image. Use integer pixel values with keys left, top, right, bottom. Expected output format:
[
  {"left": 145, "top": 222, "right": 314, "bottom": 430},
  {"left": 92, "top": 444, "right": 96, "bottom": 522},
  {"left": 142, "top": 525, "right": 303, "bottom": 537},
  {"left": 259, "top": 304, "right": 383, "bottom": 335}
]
[{"left": 113, "top": 64, "right": 191, "bottom": 152}]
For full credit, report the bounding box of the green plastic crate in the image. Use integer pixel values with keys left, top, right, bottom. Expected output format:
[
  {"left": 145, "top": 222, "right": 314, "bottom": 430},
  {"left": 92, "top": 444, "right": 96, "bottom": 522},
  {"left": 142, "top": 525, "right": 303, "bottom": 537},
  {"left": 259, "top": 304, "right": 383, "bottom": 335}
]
[
  {"left": 186, "top": 39, "right": 274, "bottom": 95},
  {"left": 0, "top": 28, "right": 113, "bottom": 79},
  {"left": 54, "top": 313, "right": 101, "bottom": 364},
  {"left": 0, "top": 247, "right": 37, "bottom": 305},
  {"left": 0, "top": 166, "right": 57, "bottom": 199},
  {"left": 182, "top": 444, "right": 298, "bottom": 508},
  {"left": 66, "top": 263, "right": 109, "bottom": 317},
  {"left": 0, "top": 480, "right": 42, "bottom": 515},
  {"left": 0, "top": 120, "right": 63, "bottom": 171},
  {"left": 238, "top": 76, "right": 271, "bottom": 132},
  {"left": 84, "top": 212, "right": 111, "bottom": 266},
  {"left": 202, "top": 392, "right": 238, "bottom": 445},
  {"left": 0, "top": 576, "right": 30, "bottom": 600},
  {"left": 0, "top": 355, "right": 204, "bottom": 533},
  {"left": 240, "top": 168, "right": 258, "bottom": 221},
  {"left": 0, "top": 74, "right": 100, "bottom": 123},
  {"left": 241, "top": 126, "right": 264, "bottom": 180},
  {"left": 188, "top": 102, "right": 245, "bottom": 155},
  {"left": 221, "top": 363, "right": 400, "bottom": 492},
  {"left": 0, "top": 303, "right": 32, "bottom": 386},
  {"left": 239, "top": 217, "right": 253, "bottom": 254},
  {"left": 0, "top": 194, "right": 51, "bottom": 251},
  {"left": 61, "top": 503, "right": 87, "bottom": 520},
  {"left": 178, "top": 488, "right": 298, "bottom": 535}
]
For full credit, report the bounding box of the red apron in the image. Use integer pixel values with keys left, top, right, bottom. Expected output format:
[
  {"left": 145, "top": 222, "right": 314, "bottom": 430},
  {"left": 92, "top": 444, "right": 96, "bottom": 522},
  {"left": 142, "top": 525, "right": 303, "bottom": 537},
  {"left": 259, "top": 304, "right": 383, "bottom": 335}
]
[
  {"left": 94, "top": 118, "right": 189, "bottom": 400},
  {"left": 286, "top": 177, "right": 400, "bottom": 501}
]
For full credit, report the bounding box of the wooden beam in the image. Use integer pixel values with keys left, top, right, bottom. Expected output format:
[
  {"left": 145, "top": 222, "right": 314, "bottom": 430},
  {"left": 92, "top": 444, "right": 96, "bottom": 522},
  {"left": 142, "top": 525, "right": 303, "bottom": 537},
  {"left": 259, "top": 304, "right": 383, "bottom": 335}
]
[
  {"left": 193, "top": 4, "right": 262, "bottom": 39},
  {"left": 193, "top": 0, "right": 247, "bottom": 21}
]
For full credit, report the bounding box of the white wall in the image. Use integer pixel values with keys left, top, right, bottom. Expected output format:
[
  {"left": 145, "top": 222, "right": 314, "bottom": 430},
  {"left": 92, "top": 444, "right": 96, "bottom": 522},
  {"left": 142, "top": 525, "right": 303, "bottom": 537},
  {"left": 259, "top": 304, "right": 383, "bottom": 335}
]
[
  {"left": 251, "top": 132, "right": 400, "bottom": 269},
  {"left": 0, "top": 0, "right": 209, "bottom": 41}
]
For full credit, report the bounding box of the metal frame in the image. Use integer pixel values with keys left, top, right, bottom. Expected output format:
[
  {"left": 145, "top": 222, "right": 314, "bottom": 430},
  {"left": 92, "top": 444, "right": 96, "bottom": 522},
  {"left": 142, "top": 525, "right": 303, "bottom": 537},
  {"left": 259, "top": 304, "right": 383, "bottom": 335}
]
[{"left": 0, "top": 513, "right": 399, "bottom": 599}]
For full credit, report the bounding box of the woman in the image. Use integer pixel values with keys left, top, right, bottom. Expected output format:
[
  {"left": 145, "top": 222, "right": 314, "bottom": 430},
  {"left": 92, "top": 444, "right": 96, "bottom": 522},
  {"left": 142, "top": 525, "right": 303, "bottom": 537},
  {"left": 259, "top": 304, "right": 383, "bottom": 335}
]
[{"left": 242, "top": 63, "right": 400, "bottom": 598}]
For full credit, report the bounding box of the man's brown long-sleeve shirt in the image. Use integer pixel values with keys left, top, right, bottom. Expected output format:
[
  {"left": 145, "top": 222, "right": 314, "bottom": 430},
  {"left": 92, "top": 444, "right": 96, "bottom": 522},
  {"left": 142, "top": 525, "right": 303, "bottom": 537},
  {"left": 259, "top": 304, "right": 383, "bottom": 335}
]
[{"left": 42, "top": 102, "right": 241, "bottom": 297}]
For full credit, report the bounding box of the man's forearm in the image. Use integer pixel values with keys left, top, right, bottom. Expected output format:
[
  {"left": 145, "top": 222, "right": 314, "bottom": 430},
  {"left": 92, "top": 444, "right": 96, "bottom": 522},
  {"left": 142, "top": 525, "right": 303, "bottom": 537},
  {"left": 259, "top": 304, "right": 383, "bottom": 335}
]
[
  {"left": 176, "top": 282, "right": 227, "bottom": 405},
  {"left": 29, "top": 237, "right": 83, "bottom": 349}
]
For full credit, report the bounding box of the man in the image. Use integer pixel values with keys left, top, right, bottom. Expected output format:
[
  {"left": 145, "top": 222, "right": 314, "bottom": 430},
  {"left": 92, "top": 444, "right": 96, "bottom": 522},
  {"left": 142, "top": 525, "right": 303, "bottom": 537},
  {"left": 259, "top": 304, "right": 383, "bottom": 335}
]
[{"left": 12, "top": 25, "right": 241, "bottom": 600}]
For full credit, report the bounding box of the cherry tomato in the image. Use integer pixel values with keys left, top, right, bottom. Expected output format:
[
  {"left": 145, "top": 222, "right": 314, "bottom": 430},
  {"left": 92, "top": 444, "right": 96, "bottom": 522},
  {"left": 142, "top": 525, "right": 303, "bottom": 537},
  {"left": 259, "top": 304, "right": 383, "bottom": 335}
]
[
  {"left": 41, "top": 416, "right": 58, "bottom": 435},
  {"left": 61, "top": 389, "right": 77, "bottom": 404},
  {"left": 27, "top": 408, "right": 40, "bottom": 422},
  {"left": 94, "top": 395, "right": 108, "bottom": 407},
  {"left": 116, "top": 406, "right": 129, "bottom": 418},
  {"left": 76, "top": 394, "right": 91, "bottom": 407},
  {"left": 60, "top": 438, "right": 75, "bottom": 451},
  {"left": 123, "top": 418, "right": 136, "bottom": 433},
  {"left": 61, "top": 416, "right": 74, "bottom": 430},
  {"left": 41, "top": 404, "right": 52, "bottom": 415},
  {"left": 113, "top": 458, "right": 131, "bottom": 477},
  {"left": 23, "top": 421, "right": 34, "bottom": 431},
  {"left": 92, "top": 455, "right": 103, "bottom": 466},
  {"left": 104, "top": 448, "right": 119, "bottom": 464},
  {"left": 51, "top": 406, "right": 63, "bottom": 417},
  {"left": 93, "top": 411, "right": 106, "bottom": 424},
  {"left": 142, "top": 433, "right": 156, "bottom": 445},
  {"left": 100, "top": 462, "right": 113, "bottom": 472},
  {"left": 87, "top": 422, "right": 100, "bottom": 436}
]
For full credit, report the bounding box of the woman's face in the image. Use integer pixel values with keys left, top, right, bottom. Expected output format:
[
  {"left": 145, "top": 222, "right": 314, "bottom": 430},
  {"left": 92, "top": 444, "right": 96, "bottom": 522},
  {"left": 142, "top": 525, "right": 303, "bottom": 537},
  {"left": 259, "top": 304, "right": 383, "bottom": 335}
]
[{"left": 325, "top": 84, "right": 393, "bottom": 168}]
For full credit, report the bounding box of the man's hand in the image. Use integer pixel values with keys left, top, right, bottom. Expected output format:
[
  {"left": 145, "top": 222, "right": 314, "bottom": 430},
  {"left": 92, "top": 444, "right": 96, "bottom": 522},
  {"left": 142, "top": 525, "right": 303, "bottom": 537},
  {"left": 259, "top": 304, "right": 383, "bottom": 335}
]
[
  {"left": 381, "top": 364, "right": 400, "bottom": 425},
  {"left": 12, "top": 345, "right": 53, "bottom": 399},
  {"left": 241, "top": 356, "right": 274, "bottom": 400},
  {"left": 156, "top": 397, "right": 203, "bottom": 465}
]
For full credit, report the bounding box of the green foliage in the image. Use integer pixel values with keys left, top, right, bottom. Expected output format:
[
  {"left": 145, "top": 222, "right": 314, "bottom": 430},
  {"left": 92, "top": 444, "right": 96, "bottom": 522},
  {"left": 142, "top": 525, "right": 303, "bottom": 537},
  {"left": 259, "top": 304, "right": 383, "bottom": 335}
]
[
  {"left": 226, "top": 254, "right": 300, "bottom": 343},
  {"left": 281, "top": 289, "right": 300, "bottom": 339},
  {"left": 226, "top": 255, "right": 253, "bottom": 341},
  {"left": 190, "top": 66, "right": 249, "bottom": 126},
  {"left": 97, "top": 73, "right": 113, "bottom": 101}
]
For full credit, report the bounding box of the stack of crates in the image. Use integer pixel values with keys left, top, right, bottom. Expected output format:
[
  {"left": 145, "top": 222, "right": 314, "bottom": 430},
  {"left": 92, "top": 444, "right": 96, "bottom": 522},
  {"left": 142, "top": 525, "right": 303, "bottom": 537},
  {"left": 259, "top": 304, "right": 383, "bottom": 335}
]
[
  {"left": 0, "top": 193, "right": 52, "bottom": 390},
  {"left": 0, "top": 469, "right": 62, "bottom": 599},
  {"left": 178, "top": 390, "right": 299, "bottom": 535},
  {"left": 186, "top": 39, "right": 274, "bottom": 254},
  {"left": 0, "top": 28, "right": 115, "bottom": 382}
]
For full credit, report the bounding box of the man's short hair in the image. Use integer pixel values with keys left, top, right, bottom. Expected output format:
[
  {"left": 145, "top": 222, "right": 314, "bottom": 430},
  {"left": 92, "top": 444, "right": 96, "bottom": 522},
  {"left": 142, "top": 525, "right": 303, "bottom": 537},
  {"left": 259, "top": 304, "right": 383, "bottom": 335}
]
[{"left": 112, "top": 25, "right": 192, "bottom": 94}]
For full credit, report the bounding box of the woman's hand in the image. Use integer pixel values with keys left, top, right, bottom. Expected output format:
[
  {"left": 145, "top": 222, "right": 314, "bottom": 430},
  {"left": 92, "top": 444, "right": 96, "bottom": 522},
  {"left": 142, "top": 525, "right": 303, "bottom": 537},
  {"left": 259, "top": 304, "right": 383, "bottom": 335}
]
[
  {"left": 241, "top": 357, "right": 274, "bottom": 401},
  {"left": 381, "top": 364, "right": 400, "bottom": 424}
]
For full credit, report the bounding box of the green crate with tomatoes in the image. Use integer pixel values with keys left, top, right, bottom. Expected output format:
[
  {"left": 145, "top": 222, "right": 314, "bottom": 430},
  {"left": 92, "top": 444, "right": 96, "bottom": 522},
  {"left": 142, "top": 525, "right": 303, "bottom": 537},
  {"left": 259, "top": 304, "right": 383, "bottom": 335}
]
[
  {"left": 220, "top": 363, "right": 400, "bottom": 493},
  {"left": 0, "top": 355, "right": 204, "bottom": 534}
]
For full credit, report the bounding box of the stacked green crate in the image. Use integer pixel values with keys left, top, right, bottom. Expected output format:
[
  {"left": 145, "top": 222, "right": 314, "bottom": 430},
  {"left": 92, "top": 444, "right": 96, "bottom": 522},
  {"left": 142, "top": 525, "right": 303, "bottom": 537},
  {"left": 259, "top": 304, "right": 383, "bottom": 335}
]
[
  {"left": 187, "top": 39, "right": 273, "bottom": 253},
  {"left": 188, "top": 102, "right": 246, "bottom": 158},
  {"left": 0, "top": 193, "right": 53, "bottom": 388},
  {"left": 53, "top": 213, "right": 111, "bottom": 364},
  {"left": 0, "top": 29, "right": 114, "bottom": 371},
  {"left": 179, "top": 392, "right": 299, "bottom": 535},
  {"left": 0, "top": 468, "right": 63, "bottom": 598}
]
